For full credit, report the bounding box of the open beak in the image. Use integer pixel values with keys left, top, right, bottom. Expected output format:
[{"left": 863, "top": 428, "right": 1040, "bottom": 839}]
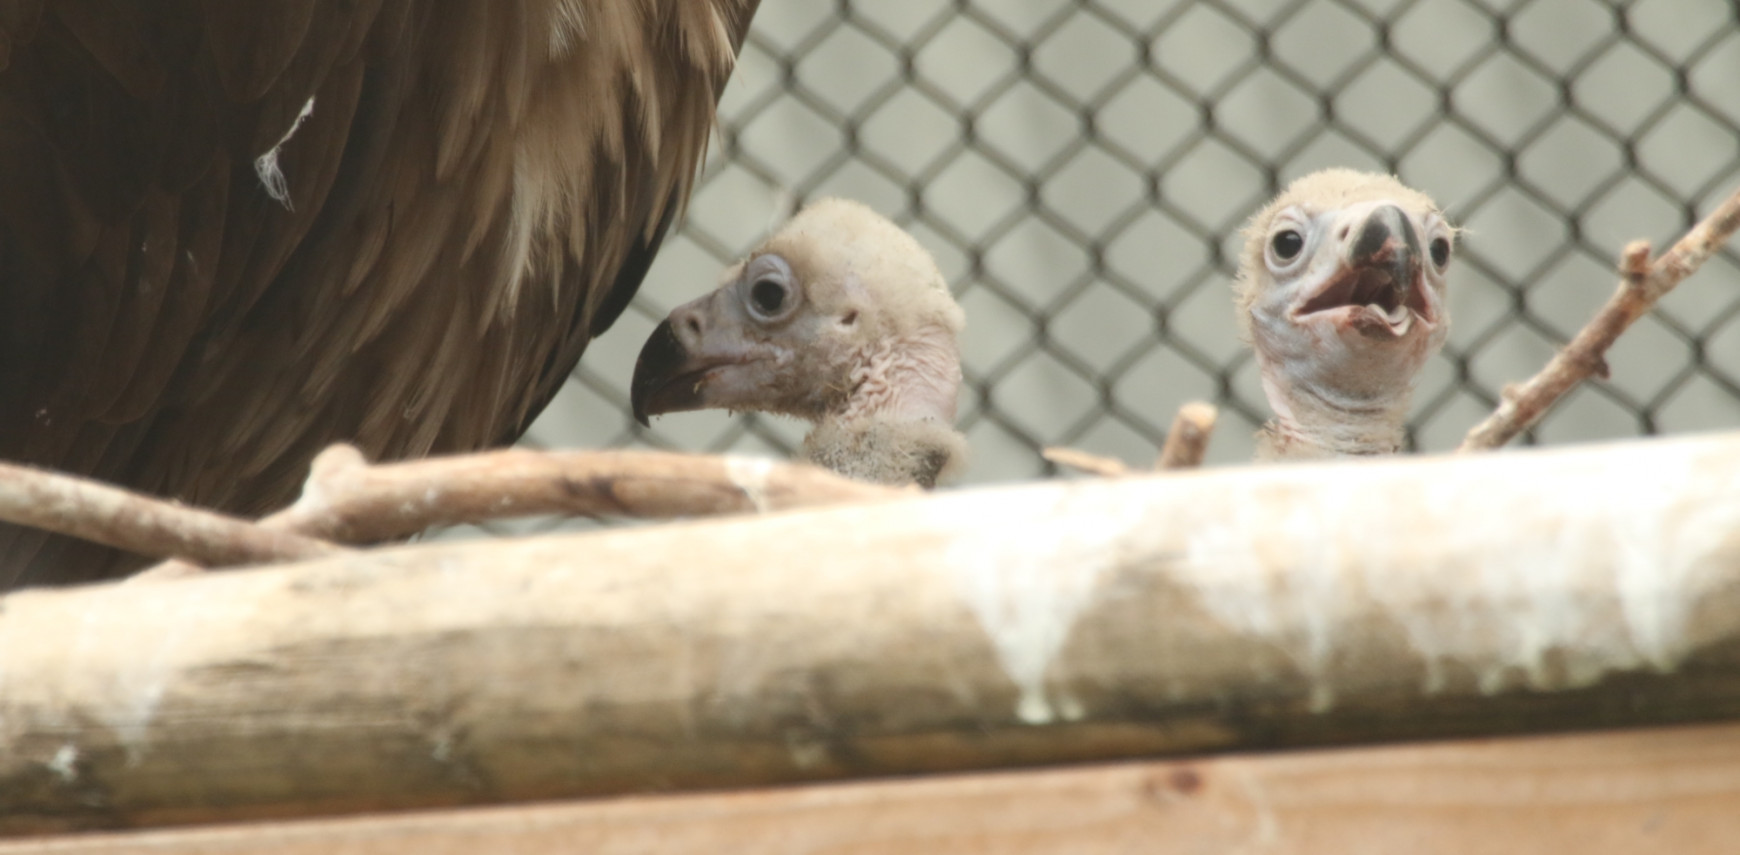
[{"left": 1295, "top": 204, "right": 1430, "bottom": 338}]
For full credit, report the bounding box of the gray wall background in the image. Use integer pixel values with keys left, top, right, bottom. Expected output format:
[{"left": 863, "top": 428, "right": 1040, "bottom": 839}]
[{"left": 526, "top": 0, "right": 1740, "bottom": 487}]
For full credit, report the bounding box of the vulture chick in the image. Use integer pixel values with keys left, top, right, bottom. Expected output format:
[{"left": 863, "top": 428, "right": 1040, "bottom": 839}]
[
  {"left": 0, "top": 1, "right": 759, "bottom": 587},
  {"left": 1234, "top": 169, "right": 1456, "bottom": 460},
  {"left": 631, "top": 198, "right": 966, "bottom": 488}
]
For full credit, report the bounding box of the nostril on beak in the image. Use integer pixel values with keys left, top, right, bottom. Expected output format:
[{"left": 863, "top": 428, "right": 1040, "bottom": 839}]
[
  {"left": 1352, "top": 209, "right": 1398, "bottom": 263},
  {"left": 670, "top": 307, "right": 704, "bottom": 344}
]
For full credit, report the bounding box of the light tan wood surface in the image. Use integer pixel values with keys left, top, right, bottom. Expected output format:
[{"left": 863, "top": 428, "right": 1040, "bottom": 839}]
[{"left": 3, "top": 432, "right": 1739, "bottom": 832}]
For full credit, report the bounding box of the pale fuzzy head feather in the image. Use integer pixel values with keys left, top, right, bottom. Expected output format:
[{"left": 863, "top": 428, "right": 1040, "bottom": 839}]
[{"left": 756, "top": 197, "right": 965, "bottom": 342}]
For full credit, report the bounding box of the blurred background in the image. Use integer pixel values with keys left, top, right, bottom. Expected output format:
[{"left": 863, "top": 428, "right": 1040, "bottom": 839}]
[{"left": 526, "top": 0, "right": 1740, "bottom": 486}]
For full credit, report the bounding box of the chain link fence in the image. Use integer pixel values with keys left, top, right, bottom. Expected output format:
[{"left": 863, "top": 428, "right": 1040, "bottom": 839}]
[{"left": 527, "top": 0, "right": 1740, "bottom": 487}]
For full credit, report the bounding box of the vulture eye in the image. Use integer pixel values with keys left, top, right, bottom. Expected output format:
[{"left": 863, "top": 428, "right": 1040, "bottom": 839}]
[
  {"left": 1430, "top": 236, "right": 1452, "bottom": 269},
  {"left": 1271, "top": 229, "right": 1305, "bottom": 261},
  {"left": 740, "top": 253, "right": 799, "bottom": 321},
  {"left": 750, "top": 278, "right": 786, "bottom": 315}
]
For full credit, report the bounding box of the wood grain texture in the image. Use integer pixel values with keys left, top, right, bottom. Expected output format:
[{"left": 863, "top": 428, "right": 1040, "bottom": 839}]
[
  {"left": 2, "top": 431, "right": 1739, "bottom": 833},
  {"left": 5, "top": 722, "right": 1739, "bottom": 853}
]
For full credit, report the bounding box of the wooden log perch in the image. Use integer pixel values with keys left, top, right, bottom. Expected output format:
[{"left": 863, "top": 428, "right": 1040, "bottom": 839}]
[
  {"left": 0, "top": 462, "right": 342, "bottom": 567},
  {"left": 263, "top": 444, "right": 904, "bottom": 544},
  {"left": 4, "top": 431, "right": 1740, "bottom": 833},
  {"left": 1460, "top": 181, "right": 1740, "bottom": 450}
]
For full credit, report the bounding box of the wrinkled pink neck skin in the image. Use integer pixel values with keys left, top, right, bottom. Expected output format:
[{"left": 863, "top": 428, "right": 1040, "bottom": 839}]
[
  {"left": 827, "top": 323, "right": 961, "bottom": 430},
  {"left": 1246, "top": 201, "right": 1450, "bottom": 459},
  {"left": 805, "top": 323, "right": 966, "bottom": 488}
]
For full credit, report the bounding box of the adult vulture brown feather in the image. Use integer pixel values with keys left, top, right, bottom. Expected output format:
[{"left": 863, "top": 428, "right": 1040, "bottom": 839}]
[{"left": 0, "top": 0, "right": 760, "bottom": 587}]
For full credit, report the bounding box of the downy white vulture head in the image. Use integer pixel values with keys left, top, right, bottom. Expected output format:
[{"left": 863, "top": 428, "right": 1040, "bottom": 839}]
[
  {"left": 632, "top": 198, "right": 967, "bottom": 488},
  {"left": 1234, "top": 169, "right": 1456, "bottom": 460}
]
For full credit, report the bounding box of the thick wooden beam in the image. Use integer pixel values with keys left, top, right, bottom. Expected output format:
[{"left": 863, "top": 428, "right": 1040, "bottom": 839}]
[
  {"left": 5, "top": 722, "right": 1739, "bottom": 854},
  {"left": 2, "top": 432, "right": 1740, "bottom": 833}
]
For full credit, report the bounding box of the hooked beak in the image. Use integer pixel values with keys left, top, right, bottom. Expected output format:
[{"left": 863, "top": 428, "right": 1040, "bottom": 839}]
[
  {"left": 629, "top": 318, "right": 708, "bottom": 427},
  {"left": 630, "top": 292, "right": 772, "bottom": 427},
  {"left": 1295, "top": 204, "right": 1430, "bottom": 338}
]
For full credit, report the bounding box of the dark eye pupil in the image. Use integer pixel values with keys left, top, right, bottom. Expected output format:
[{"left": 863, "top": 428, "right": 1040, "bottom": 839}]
[
  {"left": 751, "top": 279, "right": 785, "bottom": 314},
  {"left": 1272, "top": 229, "right": 1304, "bottom": 260},
  {"left": 1430, "top": 237, "right": 1451, "bottom": 267}
]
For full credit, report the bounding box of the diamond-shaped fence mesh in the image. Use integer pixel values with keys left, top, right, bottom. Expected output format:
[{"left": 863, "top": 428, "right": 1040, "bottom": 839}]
[{"left": 522, "top": 0, "right": 1740, "bottom": 498}]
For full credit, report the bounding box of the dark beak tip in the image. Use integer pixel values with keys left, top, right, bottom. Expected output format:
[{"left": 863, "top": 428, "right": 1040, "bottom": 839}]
[{"left": 629, "top": 318, "right": 692, "bottom": 427}]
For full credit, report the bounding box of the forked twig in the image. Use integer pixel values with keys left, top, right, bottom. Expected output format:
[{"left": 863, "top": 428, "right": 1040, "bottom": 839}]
[
  {"left": 1460, "top": 184, "right": 1740, "bottom": 451},
  {"left": 262, "top": 444, "right": 905, "bottom": 545},
  {"left": 8, "top": 446, "right": 900, "bottom": 577}
]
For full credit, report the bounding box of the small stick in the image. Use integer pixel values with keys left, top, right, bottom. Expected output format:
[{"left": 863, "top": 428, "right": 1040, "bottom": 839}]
[
  {"left": 1156, "top": 402, "right": 1218, "bottom": 469},
  {"left": 1043, "top": 402, "right": 1220, "bottom": 477},
  {"left": 0, "top": 461, "right": 343, "bottom": 567},
  {"left": 1042, "top": 447, "right": 1130, "bottom": 478},
  {"left": 260, "top": 444, "right": 906, "bottom": 545},
  {"left": 1460, "top": 183, "right": 1740, "bottom": 451}
]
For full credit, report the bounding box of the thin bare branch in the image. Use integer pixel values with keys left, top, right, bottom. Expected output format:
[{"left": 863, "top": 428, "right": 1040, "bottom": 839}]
[
  {"left": 0, "top": 462, "right": 343, "bottom": 567},
  {"left": 1156, "top": 402, "right": 1219, "bottom": 469},
  {"left": 1460, "top": 183, "right": 1740, "bottom": 451},
  {"left": 1042, "top": 447, "right": 1130, "bottom": 477},
  {"left": 261, "top": 444, "right": 907, "bottom": 544}
]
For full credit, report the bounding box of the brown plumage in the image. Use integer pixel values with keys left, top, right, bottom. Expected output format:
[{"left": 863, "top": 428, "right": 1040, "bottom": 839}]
[
  {"left": 0, "top": 0, "right": 759, "bottom": 587},
  {"left": 630, "top": 198, "right": 968, "bottom": 488},
  {"left": 1233, "top": 169, "right": 1457, "bottom": 460}
]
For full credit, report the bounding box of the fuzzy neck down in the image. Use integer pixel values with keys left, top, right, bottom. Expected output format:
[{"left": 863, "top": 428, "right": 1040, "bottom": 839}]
[
  {"left": 802, "top": 325, "right": 966, "bottom": 487},
  {"left": 802, "top": 416, "right": 966, "bottom": 488}
]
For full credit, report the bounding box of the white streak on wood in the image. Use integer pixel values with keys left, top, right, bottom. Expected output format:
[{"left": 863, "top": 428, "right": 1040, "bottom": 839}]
[
  {"left": 725, "top": 456, "right": 773, "bottom": 513},
  {"left": 8, "top": 579, "right": 273, "bottom": 765},
  {"left": 1183, "top": 481, "right": 1344, "bottom": 711},
  {"left": 935, "top": 489, "right": 1140, "bottom": 724},
  {"left": 47, "top": 745, "right": 77, "bottom": 783},
  {"left": 1181, "top": 441, "right": 1736, "bottom": 706}
]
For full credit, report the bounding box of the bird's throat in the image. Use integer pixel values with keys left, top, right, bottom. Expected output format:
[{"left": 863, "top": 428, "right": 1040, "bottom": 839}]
[{"left": 1256, "top": 367, "right": 1412, "bottom": 460}]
